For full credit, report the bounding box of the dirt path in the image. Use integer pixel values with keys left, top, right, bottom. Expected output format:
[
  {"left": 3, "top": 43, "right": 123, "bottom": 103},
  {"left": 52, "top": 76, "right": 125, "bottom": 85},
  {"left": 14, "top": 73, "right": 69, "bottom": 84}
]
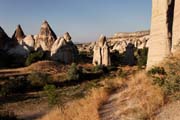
[{"left": 154, "top": 101, "right": 180, "bottom": 120}]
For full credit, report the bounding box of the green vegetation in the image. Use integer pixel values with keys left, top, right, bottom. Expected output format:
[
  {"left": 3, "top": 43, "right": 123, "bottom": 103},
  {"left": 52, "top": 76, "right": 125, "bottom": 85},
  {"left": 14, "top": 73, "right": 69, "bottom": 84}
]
[
  {"left": 0, "top": 77, "right": 29, "bottom": 97},
  {"left": 44, "top": 84, "right": 57, "bottom": 105},
  {"left": 0, "top": 111, "right": 19, "bottom": 120},
  {"left": 25, "top": 51, "right": 44, "bottom": 66},
  {"left": 135, "top": 47, "right": 148, "bottom": 68},
  {"left": 148, "top": 66, "right": 180, "bottom": 98},
  {"left": 148, "top": 66, "right": 166, "bottom": 75},
  {"left": 27, "top": 72, "right": 51, "bottom": 88},
  {"left": 67, "top": 63, "right": 81, "bottom": 81}
]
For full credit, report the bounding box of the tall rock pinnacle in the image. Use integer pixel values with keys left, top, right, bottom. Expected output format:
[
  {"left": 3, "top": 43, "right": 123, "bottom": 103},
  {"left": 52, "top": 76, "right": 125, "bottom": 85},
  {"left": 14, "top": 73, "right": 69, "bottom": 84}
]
[
  {"left": 12, "top": 24, "right": 25, "bottom": 41},
  {"left": 36, "top": 20, "right": 57, "bottom": 51}
]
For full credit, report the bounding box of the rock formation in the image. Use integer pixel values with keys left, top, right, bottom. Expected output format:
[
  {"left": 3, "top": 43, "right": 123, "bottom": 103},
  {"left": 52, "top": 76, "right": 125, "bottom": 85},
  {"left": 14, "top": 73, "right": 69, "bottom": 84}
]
[
  {"left": 35, "top": 20, "right": 57, "bottom": 51},
  {"left": 12, "top": 24, "right": 25, "bottom": 42},
  {"left": 22, "top": 35, "right": 35, "bottom": 52},
  {"left": 51, "top": 32, "right": 78, "bottom": 64},
  {"left": 146, "top": 0, "right": 180, "bottom": 69},
  {"left": 93, "top": 35, "right": 111, "bottom": 66},
  {"left": 172, "top": 0, "right": 180, "bottom": 52},
  {"left": 0, "top": 27, "right": 13, "bottom": 50},
  {"left": 109, "top": 30, "right": 150, "bottom": 53}
]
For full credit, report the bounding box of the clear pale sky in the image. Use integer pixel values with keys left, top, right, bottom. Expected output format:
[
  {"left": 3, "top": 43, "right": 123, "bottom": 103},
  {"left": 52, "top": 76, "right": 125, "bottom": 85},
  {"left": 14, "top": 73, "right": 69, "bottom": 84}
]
[{"left": 0, "top": 0, "right": 152, "bottom": 43}]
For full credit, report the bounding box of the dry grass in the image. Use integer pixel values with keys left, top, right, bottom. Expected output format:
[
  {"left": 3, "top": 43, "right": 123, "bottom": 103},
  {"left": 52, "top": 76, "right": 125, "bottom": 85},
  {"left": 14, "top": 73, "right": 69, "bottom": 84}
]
[
  {"left": 38, "top": 87, "right": 108, "bottom": 120},
  {"left": 99, "top": 72, "right": 164, "bottom": 120}
]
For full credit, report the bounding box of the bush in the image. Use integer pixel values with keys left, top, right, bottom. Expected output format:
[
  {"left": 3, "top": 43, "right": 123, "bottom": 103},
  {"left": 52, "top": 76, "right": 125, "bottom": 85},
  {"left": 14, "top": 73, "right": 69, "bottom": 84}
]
[
  {"left": 0, "top": 77, "right": 29, "bottom": 97},
  {"left": 27, "top": 72, "right": 51, "bottom": 88},
  {"left": 149, "top": 65, "right": 180, "bottom": 96},
  {"left": 135, "top": 47, "right": 148, "bottom": 68},
  {"left": 148, "top": 66, "right": 166, "bottom": 75},
  {"left": 67, "top": 63, "right": 81, "bottom": 81},
  {"left": 92, "top": 65, "right": 109, "bottom": 74},
  {"left": 25, "top": 51, "right": 44, "bottom": 66},
  {"left": 43, "top": 84, "right": 57, "bottom": 105},
  {"left": 0, "top": 111, "right": 18, "bottom": 120}
]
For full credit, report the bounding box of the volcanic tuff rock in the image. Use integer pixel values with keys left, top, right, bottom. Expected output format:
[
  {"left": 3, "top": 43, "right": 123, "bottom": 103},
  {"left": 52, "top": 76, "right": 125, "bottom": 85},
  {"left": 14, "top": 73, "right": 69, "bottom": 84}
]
[
  {"left": 146, "top": 0, "right": 180, "bottom": 69},
  {"left": 35, "top": 20, "right": 57, "bottom": 51},
  {"left": 0, "top": 27, "right": 13, "bottom": 50},
  {"left": 172, "top": 0, "right": 180, "bottom": 52},
  {"left": 51, "top": 32, "right": 78, "bottom": 64},
  {"left": 93, "top": 35, "right": 111, "bottom": 66},
  {"left": 109, "top": 30, "right": 149, "bottom": 53},
  {"left": 76, "top": 31, "right": 149, "bottom": 54},
  {"left": 12, "top": 24, "right": 25, "bottom": 41}
]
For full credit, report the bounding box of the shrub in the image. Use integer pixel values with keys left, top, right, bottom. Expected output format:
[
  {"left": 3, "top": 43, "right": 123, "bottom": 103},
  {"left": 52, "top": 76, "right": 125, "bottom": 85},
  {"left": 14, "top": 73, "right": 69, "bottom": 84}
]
[
  {"left": 25, "top": 51, "right": 44, "bottom": 66},
  {"left": 148, "top": 66, "right": 166, "bottom": 75},
  {"left": 135, "top": 47, "right": 148, "bottom": 68},
  {"left": 0, "top": 111, "right": 18, "bottom": 120},
  {"left": 0, "top": 77, "right": 29, "bottom": 97},
  {"left": 149, "top": 65, "right": 180, "bottom": 97},
  {"left": 27, "top": 72, "right": 51, "bottom": 88},
  {"left": 92, "top": 65, "right": 109, "bottom": 73},
  {"left": 67, "top": 63, "right": 81, "bottom": 81},
  {"left": 43, "top": 84, "right": 57, "bottom": 105}
]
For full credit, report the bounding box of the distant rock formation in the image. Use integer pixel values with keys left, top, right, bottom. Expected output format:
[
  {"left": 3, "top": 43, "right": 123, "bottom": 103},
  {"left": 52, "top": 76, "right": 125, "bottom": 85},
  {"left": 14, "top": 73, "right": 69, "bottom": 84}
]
[
  {"left": 12, "top": 24, "right": 25, "bottom": 42},
  {"left": 35, "top": 20, "right": 57, "bottom": 51},
  {"left": 146, "top": 0, "right": 180, "bottom": 69},
  {"left": 109, "top": 30, "right": 149, "bottom": 53},
  {"left": 51, "top": 32, "right": 78, "bottom": 64},
  {"left": 93, "top": 35, "right": 111, "bottom": 66},
  {"left": 76, "top": 31, "right": 149, "bottom": 54}
]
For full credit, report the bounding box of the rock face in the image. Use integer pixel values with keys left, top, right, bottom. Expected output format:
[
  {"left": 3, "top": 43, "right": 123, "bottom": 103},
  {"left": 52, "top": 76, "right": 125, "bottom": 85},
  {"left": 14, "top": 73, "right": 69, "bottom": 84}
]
[
  {"left": 76, "top": 31, "right": 149, "bottom": 54},
  {"left": 108, "top": 30, "right": 150, "bottom": 53},
  {"left": 0, "top": 27, "right": 13, "bottom": 50},
  {"left": 12, "top": 24, "right": 25, "bottom": 41},
  {"left": 35, "top": 20, "right": 57, "bottom": 51},
  {"left": 22, "top": 35, "right": 35, "bottom": 52},
  {"left": 146, "top": 0, "right": 180, "bottom": 69},
  {"left": 172, "top": 0, "right": 180, "bottom": 52},
  {"left": 51, "top": 32, "right": 78, "bottom": 64},
  {"left": 93, "top": 35, "right": 111, "bottom": 66}
]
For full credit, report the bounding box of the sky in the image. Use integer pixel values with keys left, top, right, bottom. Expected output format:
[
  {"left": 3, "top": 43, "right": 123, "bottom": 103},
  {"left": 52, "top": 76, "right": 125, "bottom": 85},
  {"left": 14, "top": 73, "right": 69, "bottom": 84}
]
[{"left": 0, "top": 0, "right": 152, "bottom": 43}]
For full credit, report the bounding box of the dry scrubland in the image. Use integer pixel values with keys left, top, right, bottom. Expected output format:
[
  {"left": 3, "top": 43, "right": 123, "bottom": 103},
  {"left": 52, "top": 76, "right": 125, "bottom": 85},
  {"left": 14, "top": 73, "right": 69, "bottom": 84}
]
[
  {"left": 39, "top": 52, "right": 180, "bottom": 120},
  {"left": 0, "top": 52, "right": 179, "bottom": 120}
]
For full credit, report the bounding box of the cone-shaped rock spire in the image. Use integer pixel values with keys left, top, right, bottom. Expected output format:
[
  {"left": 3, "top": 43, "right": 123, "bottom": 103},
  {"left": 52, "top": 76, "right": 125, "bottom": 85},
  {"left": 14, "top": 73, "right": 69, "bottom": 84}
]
[
  {"left": 35, "top": 20, "right": 57, "bottom": 51},
  {"left": 12, "top": 24, "right": 25, "bottom": 41}
]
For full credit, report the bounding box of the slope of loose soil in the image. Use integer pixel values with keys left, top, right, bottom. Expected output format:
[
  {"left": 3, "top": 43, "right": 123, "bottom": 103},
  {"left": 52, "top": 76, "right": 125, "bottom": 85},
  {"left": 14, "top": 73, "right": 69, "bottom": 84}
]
[
  {"left": 154, "top": 101, "right": 180, "bottom": 120},
  {"left": 0, "top": 60, "right": 66, "bottom": 78},
  {"left": 99, "top": 72, "right": 164, "bottom": 120}
]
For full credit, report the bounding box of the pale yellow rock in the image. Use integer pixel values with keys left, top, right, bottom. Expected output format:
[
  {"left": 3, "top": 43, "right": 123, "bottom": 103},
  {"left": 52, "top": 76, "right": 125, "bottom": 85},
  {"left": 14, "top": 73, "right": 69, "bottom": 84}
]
[
  {"left": 147, "top": 0, "right": 172, "bottom": 69},
  {"left": 93, "top": 35, "right": 111, "bottom": 66},
  {"left": 172, "top": 0, "right": 180, "bottom": 52}
]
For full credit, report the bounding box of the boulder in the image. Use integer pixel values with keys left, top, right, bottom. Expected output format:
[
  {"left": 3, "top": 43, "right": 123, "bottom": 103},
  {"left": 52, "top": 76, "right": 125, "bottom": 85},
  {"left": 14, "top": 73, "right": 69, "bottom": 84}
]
[
  {"left": 93, "top": 35, "right": 111, "bottom": 66},
  {"left": 35, "top": 20, "right": 57, "bottom": 51},
  {"left": 51, "top": 32, "right": 78, "bottom": 64}
]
